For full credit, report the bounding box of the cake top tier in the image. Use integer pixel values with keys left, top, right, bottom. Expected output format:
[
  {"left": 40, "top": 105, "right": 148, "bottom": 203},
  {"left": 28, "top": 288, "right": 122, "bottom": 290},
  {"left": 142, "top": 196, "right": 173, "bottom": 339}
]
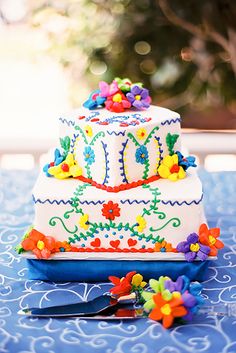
[{"left": 60, "top": 105, "right": 180, "bottom": 131}]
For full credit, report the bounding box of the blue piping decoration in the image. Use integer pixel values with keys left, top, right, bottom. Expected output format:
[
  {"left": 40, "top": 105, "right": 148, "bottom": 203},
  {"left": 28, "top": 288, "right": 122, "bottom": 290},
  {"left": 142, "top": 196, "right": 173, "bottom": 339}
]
[
  {"left": 121, "top": 200, "right": 150, "bottom": 205},
  {"left": 161, "top": 117, "right": 181, "bottom": 126},
  {"left": 85, "top": 111, "right": 100, "bottom": 122},
  {"left": 32, "top": 195, "right": 105, "bottom": 205},
  {"left": 70, "top": 133, "right": 79, "bottom": 154},
  {"left": 101, "top": 141, "right": 110, "bottom": 185},
  {"left": 59, "top": 117, "right": 75, "bottom": 127},
  {"left": 79, "top": 200, "right": 105, "bottom": 205},
  {"left": 32, "top": 195, "right": 72, "bottom": 205},
  {"left": 107, "top": 130, "right": 126, "bottom": 136},
  {"left": 118, "top": 139, "right": 129, "bottom": 183},
  {"left": 155, "top": 136, "right": 163, "bottom": 163},
  {"left": 33, "top": 194, "right": 203, "bottom": 206},
  {"left": 161, "top": 193, "right": 203, "bottom": 206}
]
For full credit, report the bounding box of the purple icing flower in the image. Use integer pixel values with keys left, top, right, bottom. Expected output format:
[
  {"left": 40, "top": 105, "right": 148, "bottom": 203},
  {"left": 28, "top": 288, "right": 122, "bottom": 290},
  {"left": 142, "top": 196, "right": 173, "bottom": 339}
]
[
  {"left": 176, "top": 233, "right": 210, "bottom": 262},
  {"left": 126, "top": 85, "right": 150, "bottom": 109},
  {"left": 165, "top": 275, "right": 204, "bottom": 321}
]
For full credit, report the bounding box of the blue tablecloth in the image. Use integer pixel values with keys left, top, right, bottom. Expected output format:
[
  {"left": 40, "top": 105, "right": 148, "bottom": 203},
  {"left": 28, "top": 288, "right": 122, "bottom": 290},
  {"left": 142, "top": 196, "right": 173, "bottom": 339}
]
[{"left": 0, "top": 169, "right": 236, "bottom": 353}]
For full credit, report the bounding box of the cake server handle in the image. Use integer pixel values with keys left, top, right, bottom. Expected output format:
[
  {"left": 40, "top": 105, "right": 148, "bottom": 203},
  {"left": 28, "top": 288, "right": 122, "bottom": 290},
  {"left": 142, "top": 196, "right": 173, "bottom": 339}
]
[{"left": 199, "top": 303, "right": 236, "bottom": 317}]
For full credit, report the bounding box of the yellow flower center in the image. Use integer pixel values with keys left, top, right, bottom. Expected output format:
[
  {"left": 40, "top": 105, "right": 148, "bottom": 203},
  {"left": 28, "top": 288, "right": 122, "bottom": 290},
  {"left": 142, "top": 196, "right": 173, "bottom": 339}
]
[
  {"left": 161, "top": 303, "right": 171, "bottom": 315},
  {"left": 141, "top": 153, "right": 145, "bottom": 158},
  {"left": 37, "top": 240, "right": 45, "bottom": 250},
  {"left": 190, "top": 243, "right": 200, "bottom": 252},
  {"left": 209, "top": 235, "right": 216, "bottom": 245},
  {"left": 135, "top": 94, "right": 141, "bottom": 101},
  {"left": 113, "top": 93, "right": 122, "bottom": 103}
]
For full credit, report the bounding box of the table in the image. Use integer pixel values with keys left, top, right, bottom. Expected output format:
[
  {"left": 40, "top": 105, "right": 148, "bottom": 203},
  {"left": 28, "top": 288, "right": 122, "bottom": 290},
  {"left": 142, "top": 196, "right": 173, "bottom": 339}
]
[{"left": 0, "top": 169, "right": 236, "bottom": 353}]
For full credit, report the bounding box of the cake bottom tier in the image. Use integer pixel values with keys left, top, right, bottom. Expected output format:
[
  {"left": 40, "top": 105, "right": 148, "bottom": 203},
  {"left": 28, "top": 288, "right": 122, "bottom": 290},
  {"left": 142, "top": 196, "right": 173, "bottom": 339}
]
[{"left": 30, "top": 170, "right": 206, "bottom": 259}]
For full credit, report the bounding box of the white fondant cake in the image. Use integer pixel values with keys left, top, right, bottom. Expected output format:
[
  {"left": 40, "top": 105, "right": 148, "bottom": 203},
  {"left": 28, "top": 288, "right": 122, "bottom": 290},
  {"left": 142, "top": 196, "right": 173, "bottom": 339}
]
[{"left": 18, "top": 79, "right": 224, "bottom": 265}]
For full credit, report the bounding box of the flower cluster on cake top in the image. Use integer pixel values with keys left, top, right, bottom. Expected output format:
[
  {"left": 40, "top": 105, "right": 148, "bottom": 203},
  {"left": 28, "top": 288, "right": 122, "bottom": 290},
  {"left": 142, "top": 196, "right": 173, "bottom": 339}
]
[{"left": 83, "top": 77, "right": 151, "bottom": 113}]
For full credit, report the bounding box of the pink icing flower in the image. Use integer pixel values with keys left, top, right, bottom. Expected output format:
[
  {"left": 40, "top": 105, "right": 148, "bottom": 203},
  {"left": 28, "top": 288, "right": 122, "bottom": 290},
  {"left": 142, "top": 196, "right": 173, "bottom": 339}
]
[{"left": 99, "top": 80, "right": 119, "bottom": 98}]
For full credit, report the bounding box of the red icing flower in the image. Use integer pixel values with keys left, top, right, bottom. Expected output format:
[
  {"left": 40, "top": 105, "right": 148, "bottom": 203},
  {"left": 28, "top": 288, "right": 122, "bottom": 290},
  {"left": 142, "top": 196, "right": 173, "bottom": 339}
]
[
  {"left": 102, "top": 201, "right": 120, "bottom": 220},
  {"left": 109, "top": 271, "right": 136, "bottom": 296},
  {"left": 21, "top": 229, "right": 55, "bottom": 259},
  {"left": 198, "top": 223, "right": 224, "bottom": 256},
  {"left": 105, "top": 90, "right": 131, "bottom": 113}
]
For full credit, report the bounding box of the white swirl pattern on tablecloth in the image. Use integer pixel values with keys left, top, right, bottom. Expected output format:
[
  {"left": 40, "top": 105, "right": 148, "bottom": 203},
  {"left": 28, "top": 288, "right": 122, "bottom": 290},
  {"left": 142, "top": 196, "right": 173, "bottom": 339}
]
[{"left": 0, "top": 169, "right": 235, "bottom": 353}]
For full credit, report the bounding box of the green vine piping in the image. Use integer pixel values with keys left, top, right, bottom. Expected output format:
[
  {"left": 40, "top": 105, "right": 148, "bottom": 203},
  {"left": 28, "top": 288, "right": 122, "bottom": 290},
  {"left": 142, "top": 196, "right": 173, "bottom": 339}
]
[
  {"left": 128, "top": 126, "right": 160, "bottom": 179},
  {"left": 48, "top": 182, "right": 181, "bottom": 250}
]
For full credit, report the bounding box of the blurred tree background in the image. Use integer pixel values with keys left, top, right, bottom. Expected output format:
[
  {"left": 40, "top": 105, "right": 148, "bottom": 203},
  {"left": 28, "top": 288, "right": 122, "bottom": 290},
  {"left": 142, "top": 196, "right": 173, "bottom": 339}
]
[{"left": 2, "top": 0, "right": 236, "bottom": 129}]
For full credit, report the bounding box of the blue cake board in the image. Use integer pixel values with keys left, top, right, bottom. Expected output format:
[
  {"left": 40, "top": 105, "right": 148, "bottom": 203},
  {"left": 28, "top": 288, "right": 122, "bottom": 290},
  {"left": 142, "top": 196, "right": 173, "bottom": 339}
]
[{"left": 27, "top": 259, "right": 211, "bottom": 282}]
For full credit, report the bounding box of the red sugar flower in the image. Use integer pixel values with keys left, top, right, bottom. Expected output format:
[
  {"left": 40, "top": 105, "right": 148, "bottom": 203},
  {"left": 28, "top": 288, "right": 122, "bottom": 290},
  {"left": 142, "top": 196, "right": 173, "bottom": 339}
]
[
  {"left": 109, "top": 271, "right": 136, "bottom": 296},
  {"left": 198, "top": 223, "right": 224, "bottom": 256},
  {"left": 149, "top": 293, "right": 187, "bottom": 329},
  {"left": 105, "top": 90, "right": 131, "bottom": 113},
  {"left": 102, "top": 201, "right": 121, "bottom": 220},
  {"left": 21, "top": 229, "right": 55, "bottom": 259}
]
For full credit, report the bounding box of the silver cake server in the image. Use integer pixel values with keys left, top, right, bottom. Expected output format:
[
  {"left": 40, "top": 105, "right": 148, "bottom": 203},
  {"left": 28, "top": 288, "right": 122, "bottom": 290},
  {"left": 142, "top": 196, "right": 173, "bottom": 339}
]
[
  {"left": 18, "top": 291, "right": 236, "bottom": 319},
  {"left": 18, "top": 292, "right": 138, "bottom": 317}
]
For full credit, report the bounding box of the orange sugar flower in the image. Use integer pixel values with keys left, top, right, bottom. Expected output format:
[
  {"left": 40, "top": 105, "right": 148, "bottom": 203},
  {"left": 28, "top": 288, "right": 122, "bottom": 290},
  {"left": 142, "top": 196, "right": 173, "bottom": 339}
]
[
  {"left": 198, "top": 223, "right": 224, "bottom": 256},
  {"left": 154, "top": 240, "right": 173, "bottom": 253},
  {"left": 21, "top": 229, "right": 55, "bottom": 259},
  {"left": 149, "top": 293, "right": 187, "bottom": 328},
  {"left": 55, "top": 241, "right": 71, "bottom": 253}
]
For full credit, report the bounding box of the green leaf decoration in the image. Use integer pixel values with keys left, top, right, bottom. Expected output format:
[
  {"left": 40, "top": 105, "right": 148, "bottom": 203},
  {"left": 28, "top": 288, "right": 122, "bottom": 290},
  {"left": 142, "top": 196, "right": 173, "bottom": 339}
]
[
  {"left": 166, "top": 133, "right": 179, "bottom": 156},
  {"left": 149, "top": 279, "right": 160, "bottom": 293},
  {"left": 60, "top": 136, "right": 71, "bottom": 154},
  {"left": 15, "top": 244, "right": 25, "bottom": 254},
  {"left": 142, "top": 291, "right": 154, "bottom": 302}
]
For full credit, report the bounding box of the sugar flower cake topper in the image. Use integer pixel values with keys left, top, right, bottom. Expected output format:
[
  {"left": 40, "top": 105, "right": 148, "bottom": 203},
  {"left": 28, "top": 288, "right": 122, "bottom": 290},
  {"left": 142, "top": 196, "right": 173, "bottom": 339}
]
[{"left": 83, "top": 77, "right": 151, "bottom": 113}]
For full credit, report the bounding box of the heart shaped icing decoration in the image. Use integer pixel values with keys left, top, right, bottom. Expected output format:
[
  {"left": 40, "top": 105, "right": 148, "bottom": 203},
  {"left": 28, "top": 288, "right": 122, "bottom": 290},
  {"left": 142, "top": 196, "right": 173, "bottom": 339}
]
[
  {"left": 110, "top": 240, "right": 120, "bottom": 248},
  {"left": 90, "top": 238, "right": 101, "bottom": 247},
  {"left": 128, "top": 238, "right": 137, "bottom": 247}
]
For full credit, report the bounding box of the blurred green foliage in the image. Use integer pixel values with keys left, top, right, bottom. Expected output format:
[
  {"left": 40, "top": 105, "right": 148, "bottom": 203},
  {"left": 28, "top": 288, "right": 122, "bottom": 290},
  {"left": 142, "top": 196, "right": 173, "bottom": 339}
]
[{"left": 29, "top": 0, "right": 236, "bottom": 112}]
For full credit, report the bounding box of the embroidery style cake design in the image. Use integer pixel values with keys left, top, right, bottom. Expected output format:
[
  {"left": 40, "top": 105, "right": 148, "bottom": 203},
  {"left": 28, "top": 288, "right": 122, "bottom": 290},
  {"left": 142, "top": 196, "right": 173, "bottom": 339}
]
[{"left": 17, "top": 77, "right": 223, "bottom": 270}]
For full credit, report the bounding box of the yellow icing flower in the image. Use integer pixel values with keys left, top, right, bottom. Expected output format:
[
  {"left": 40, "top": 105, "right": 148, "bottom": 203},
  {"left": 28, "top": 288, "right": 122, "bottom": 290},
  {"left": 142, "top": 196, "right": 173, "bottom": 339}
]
[
  {"left": 79, "top": 214, "right": 89, "bottom": 230},
  {"left": 131, "top": 273, "right": 147, "bottom": 288},
  {"left": 84, "top": 125, "right": 93, "bottom": 137},
  {"left": 136, "top": 128, "right": 147, "bottom": 140},
  {"left": 136, "top": 215, "right": 147, "bottom": 232},
  {"left": 158, "top": 154, "right": 186, "bottom": 181},
  {"left": 48, "top": 154, "right": 82, "bottom": 179}
]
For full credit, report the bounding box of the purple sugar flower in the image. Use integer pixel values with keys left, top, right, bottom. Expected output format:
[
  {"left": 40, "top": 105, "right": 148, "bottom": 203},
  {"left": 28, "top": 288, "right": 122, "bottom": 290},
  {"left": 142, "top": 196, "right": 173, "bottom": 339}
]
[
  {"left": 176, "top": 233, "right": 210, "bottom": 262},
  {"left": 126, "top": 85, "right": 150, "bottom": 109}
]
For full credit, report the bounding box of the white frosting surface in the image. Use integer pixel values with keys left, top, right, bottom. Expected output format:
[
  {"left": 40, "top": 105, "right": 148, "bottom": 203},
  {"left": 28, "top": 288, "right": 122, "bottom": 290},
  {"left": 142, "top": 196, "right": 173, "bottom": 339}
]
[
  {"left": 59, "top": 105, "right": 180, "bottom": 131},
  {"left": 31, "top": 170, "right": 206, "bottom": 259}
]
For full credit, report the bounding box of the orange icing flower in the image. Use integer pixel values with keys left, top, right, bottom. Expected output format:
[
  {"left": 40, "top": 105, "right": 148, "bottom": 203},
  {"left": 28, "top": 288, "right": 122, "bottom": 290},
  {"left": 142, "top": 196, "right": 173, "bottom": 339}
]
[
  {"left": 154, "top": 240, "right": 173, "bottom": 253},
  {"left": 21, "top": 229, "right": 55, "bottom": 259},
  {"left": 149, "top": 293, "right": 187, "bottom": 328},
  {"left": 198, "top": 223, "right": 224, "bottom": 256}
]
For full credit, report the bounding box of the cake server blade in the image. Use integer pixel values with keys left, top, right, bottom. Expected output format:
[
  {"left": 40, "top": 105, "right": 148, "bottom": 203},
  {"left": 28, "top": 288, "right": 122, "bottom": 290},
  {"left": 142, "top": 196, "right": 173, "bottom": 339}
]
[{"left": 18, "top": 292, "right": 138, "bottom": 317}]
